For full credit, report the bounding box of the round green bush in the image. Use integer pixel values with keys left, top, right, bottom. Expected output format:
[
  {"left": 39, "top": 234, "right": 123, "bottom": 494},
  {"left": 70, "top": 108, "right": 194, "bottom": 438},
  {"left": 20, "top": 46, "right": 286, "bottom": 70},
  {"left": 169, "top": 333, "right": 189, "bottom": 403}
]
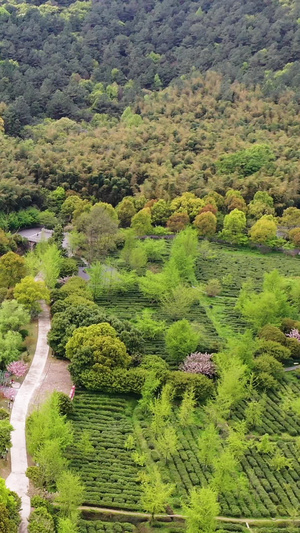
[
  {"left": 259, "top": 325, "right": 287, "bottom": 345},
  {"left": 257, "top": 340, "right": 291, "bottom": 361},
  {"left": 286, "top": 337, "right": 300, "bottom": 359}
]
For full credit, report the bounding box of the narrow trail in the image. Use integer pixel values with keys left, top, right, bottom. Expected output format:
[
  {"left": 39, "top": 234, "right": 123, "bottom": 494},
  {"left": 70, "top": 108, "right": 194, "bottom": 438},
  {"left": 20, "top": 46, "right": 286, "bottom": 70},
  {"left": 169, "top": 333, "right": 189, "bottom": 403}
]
[
  {"left": 6, "top": 301, "right": 51, "bottom": 533},
  {"left": 79, "top": 506, "right": 300, "bottom": 526}
]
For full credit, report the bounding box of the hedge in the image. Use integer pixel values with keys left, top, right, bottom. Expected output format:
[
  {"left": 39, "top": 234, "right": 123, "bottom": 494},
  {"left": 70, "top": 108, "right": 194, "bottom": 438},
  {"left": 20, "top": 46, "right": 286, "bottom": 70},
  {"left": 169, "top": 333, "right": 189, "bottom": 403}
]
[{"left": 80, "top": 367, "right": 214, "bottom": 401}]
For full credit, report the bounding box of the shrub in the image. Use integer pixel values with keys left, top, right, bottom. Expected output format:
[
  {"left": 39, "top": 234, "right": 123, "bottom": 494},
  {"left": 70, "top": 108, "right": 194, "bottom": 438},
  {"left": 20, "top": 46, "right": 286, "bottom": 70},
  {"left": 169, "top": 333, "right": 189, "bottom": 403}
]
[
  {"left": 28, "top": 506, "right": 55, "bottom": 533},
  {"left": 165, "top": 320, "right": 200, "bottom": 362},
  {"left": 286, "top": 337, "right": 300, "bottom": 359},
  {"left": 26, "top": 466, "right": 43, "bottom": 488},
  {"left": 55, "top": 392, "right": 74, "bottom": 416},
  {"left": 59, "top": 257, "right": 78, "bottom": 278},
  {"left": 254, "top": 355, "right": 284, "bottom": 388},
  {"left": 0, "top": 408, "right": 9, "bottom": 420},
  {"left": 141, "top": 355, "right": 169, "bottom": 378},
  {"left": 259, "top": 325, "right": 287, "bottom": 345},
  {"left": 31, "top": 496, "right": 54, "bottom": 514},
  {"left": 281, "top": 318, "right": 298, "bottom": 333},
  {"left": 205, "top": 279, "right": 222, "bottom": 297},
  {"left": 167, "top": 371, "right": 214, "bottom": 401},
  {"left": 80, "top": 367, "right": 148, "bottom": 394},
  {"left": 257, "top": 340, "right": 291, "bottom": 361}
]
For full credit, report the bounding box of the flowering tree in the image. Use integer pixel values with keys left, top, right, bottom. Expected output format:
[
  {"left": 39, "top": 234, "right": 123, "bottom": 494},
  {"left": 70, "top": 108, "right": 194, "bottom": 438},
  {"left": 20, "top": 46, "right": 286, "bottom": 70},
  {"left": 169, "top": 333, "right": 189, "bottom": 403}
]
[
  {"left": 7, "top": 361, "right": 28, "bottom": 378},
  {"left": 180, "top": 352, "right": 216, "bottom": 377},
  {"left": 286, "top": 329, "right": 300, "bottom": 342}
]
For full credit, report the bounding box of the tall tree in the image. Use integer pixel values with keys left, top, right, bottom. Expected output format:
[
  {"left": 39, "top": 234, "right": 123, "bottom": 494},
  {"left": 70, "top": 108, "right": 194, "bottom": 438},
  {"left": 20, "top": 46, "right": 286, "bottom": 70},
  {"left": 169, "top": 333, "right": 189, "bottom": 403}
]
[
  {"left": 184, "top": 487, "right": 220, "bottom": 533},
  {"left": 0, "top": 252, "right": 26, "bottom": 288},
  {"left": 140, "top": 467, "right": 174, "bottom": 521}
]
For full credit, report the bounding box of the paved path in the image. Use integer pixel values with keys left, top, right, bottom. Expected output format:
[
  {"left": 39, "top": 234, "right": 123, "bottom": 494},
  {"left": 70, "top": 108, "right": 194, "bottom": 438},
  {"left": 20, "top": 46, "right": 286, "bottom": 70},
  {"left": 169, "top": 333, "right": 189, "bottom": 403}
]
[
  {"left": 284, "top": 364, "right": 300, "bottom": 372},
  {"left": 6, "top": 302, "right": 51, "bottom": 533}
]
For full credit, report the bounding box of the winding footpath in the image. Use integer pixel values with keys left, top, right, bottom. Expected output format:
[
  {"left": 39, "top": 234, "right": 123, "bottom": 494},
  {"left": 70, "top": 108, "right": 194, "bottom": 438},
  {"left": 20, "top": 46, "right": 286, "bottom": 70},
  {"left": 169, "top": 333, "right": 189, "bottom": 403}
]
[{"left": 6, "top": 301, "right": 51, "bottom": 533}]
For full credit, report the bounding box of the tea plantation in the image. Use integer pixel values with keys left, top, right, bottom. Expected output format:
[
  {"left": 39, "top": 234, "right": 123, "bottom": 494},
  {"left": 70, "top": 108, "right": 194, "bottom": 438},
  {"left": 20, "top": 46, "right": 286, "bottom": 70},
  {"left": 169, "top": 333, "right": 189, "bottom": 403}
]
[
  {"left": 67, "top": 392, "right": 143, "bottom": 511},
  {"left": 69, "top": 378, "right": 300, "bottom": 519}
]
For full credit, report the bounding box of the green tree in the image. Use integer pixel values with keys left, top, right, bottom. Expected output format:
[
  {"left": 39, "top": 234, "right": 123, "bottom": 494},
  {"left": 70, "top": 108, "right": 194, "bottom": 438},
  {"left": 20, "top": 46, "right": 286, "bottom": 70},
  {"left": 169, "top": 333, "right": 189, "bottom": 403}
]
[
  {"left": 140, "top": 467, "right": 174, "bottom": 521},
  {"left": 270, "top": 449, "right": 293, "bottom": 472},
  {"left": 194, "top": 211, "right": 217, "bottom": 237},
  {"left": 75, "top": 204, "right": 119, "bottom": 262},
  {"left": 161, "top": 285, "right": 198, "bottom": 319},
  {"left": 245, "top": 398, "right": 265, "bottom": 429},
  {"left": 248, "top": 192, "right": 275, "bottom": 220},
  {"left": 129, "top": 245, "right": 148, "bottom": 272},
  {"left": 205, "top": 279, "right": 222, "bottom": 297},
  {"left": 66, "top": 323, "right": 131, "bottom": 382},
  {"left": 141, "top": 239, "right": 167, "bottom": 261},
  {"left": 211, "top": 449, "right": 242, "bottom": 494},
  {"left": 198, "top": 424, "right": 221, "bottom": 468},
  {"left": 27, "top": 393, "right": 73, "bottom": 458},
  {"left": 55, "top": 471, "right": 84, "bottom": 522},
  {"left": 116, "top": 197, "right": 136, "bottom": 227},
  {"left": 214, "top": 354, "right": 249, "bottom": 418},
  {"left": 57, "top": 518, "right": 77, "bottom": 533},
  {"left": 151, "top": 199, "right": 170, "bottom": 225},
  {"left": 0, "top": 252, "right": 26, "bottom": 288},
  {"left": 131, "top": 208, "right": 153, "bottom": 236},
  {"left": 14, "top": 276, "right": 50, "bottom": 315},
  {"left": 87, "top": 262, "right": 104, "bottom": 299},
  {"left": 184, "top": 487, "right": 220, "bottom": 533},
  {"left": 0, "top": 419, "right": 13, "bottom": 456},
  {"left": 38, "top": 243, "right": 62, "bottom": 289},
  {"left": 35, "top": 439, "right": 68, "bottom": 488},
  {"left": 28, "top": 507, "right": 55, "bottom": 533},
  {"left": 227, "top": 422, "right": 249, "bottom": 460},
  {"left": 178, "top": 388, "right": 196, "bottom": 427},
  {"left": 0, "top": 299, "right": 29, "bottom": 333},
  {"left": 169, "top": 227, "right": 198, "bottom": 283},
  {"left": 236, "top": 271, "right": 290, "bottom": 330},
  {"left": 0, "top": 478, "right": 20, "bottom": 533},
  {"left": 39, "top": 210, "right": 58, "bottom": 229},
  {"left": 156, "top": 426, "right": 178, "bottom": 464},
  {"left": 48, "top": 186, "right": 66, "bottom": 213},
  {"left": 61, "top": 196, "right": 90, "bottom": 223},
  {"left": 281, "top": 207, "right": 300, "bottom": 228},
  {"left": 0, "top": 330, "right": 23, "bottom": 367},
  {"left": 134, "top": 309, "right": 166, "bottom": 340},
  {"left": 220, "top": 209, "right": 247, "bottom": 244},
  {"left": 150, "top": 384, "right": 173, "bottom": 437},
  {"left": 249, "top": 215, "right": 277, "bottom": 244},
  {"left": 165, "top": 320, "right": 200, "bottom": 362}
]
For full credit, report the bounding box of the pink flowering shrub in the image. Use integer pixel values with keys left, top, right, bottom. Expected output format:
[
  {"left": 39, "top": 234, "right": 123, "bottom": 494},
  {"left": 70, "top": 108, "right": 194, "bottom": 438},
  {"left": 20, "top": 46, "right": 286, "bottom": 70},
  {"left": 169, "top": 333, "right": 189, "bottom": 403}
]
[
  {"left": 286, "top": 329, "right": 300, "bottom": 342},
  {"left": 7, "top": 361, "right": 28, "bottom": 378},
  {"left": 180, "top": 352, "right": 216, "bottom": 377}
]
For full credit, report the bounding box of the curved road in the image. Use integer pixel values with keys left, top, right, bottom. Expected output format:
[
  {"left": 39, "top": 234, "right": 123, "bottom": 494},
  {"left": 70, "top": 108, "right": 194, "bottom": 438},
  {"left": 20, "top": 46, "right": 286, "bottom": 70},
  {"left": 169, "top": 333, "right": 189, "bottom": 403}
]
[{"left": 6, "top": 302, "right": 50, "bottom": 533}]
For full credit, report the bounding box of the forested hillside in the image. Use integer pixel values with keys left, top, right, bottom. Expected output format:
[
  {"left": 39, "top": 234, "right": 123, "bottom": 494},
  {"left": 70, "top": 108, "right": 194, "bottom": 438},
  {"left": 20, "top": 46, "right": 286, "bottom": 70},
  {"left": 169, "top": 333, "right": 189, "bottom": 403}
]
[
  {"left": 2, "top": 0, "right": 300, "bottom": 133},
  {"left": 1, "top": 73, "right": 300, "bottom": 210}
]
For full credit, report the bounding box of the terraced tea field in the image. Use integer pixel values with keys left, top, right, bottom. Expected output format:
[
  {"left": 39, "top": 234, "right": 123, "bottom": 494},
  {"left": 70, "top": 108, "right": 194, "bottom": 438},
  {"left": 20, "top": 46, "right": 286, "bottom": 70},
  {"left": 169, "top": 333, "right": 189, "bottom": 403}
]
[
  {"left": 67, "top": 392, "right": 143, "bottom": 511},
  {"left": 70, "top": 381, "right": 300, "bottom": 519}
]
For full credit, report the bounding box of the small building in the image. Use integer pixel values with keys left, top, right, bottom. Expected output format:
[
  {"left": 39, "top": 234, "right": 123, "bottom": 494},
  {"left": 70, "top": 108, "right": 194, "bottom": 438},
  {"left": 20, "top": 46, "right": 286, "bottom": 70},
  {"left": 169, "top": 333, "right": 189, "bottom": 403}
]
[{"left": 18, "top": 227, "right": 53, "bottom": 249}]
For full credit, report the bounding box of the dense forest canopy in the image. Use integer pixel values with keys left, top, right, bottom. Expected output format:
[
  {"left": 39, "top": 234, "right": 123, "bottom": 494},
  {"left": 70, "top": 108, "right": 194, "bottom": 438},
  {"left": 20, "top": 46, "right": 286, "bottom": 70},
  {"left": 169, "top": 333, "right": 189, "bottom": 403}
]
[
  {"left": 1, "top": 73, "right": 300, "bottom": 209},
  {"left": 2, "top": 0, "right": 300, "bottom": 132}
]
